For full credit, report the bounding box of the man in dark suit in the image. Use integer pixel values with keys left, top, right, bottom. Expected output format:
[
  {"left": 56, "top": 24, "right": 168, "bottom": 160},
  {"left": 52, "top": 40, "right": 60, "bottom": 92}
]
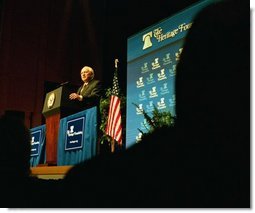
[{"left": 69, "top": 65, "right": 103, "bottom": 109}]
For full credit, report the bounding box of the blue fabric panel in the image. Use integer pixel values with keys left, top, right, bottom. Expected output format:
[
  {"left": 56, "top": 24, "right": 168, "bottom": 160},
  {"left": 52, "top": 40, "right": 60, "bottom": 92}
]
[
  {"left": 57, "top": 107, "right": 98, "bottom": 166},
  {"left": 30, "top": 125, "right": 46, "bottom": 167}
]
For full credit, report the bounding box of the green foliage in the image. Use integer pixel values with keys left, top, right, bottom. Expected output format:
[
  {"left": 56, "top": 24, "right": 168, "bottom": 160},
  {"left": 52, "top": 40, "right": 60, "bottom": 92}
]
[
  {"left": 151, "top": 106, "right": 175, "bottom": 128},
  {"left": 133, "top": 103, "right": 175, "bottom": 141},
  {"left": 99, "top": 88, "right": 174, "bottom": 146},
  {"left": 99, "top": 88, "right": 126, "bottom": 145}
]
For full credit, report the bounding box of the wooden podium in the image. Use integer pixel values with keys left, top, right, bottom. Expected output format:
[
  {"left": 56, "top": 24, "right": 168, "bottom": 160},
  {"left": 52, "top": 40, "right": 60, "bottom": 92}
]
[{"left": 42, "top": 84, "right": 81, "bottom": 165}]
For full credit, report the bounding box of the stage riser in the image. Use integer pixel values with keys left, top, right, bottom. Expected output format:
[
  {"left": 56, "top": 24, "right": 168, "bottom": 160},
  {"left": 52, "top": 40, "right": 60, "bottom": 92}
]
[{"left": 30, "top": 165, "right": 72, "bottom": 180}]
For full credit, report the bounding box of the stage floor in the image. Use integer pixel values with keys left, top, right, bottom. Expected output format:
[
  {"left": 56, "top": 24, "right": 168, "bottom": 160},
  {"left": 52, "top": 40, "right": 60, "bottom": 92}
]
[{"left": 31, "top": 165, "right": 73, "bottom": 180}]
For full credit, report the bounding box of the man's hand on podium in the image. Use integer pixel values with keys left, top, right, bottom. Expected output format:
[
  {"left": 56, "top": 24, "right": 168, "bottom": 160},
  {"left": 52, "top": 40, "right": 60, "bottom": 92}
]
[{"left": 69, "top": 93, "right": 83, "bottom": 101}]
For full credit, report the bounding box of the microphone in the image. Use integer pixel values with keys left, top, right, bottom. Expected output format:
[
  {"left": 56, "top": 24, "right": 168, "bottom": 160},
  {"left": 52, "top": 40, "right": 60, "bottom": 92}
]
[{"left": 60, "top": 81, "right": 69, "bottom": 86}]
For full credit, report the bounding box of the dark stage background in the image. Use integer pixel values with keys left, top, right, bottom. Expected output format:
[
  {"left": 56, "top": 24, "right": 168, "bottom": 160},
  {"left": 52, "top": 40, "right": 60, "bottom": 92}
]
[{"left": 0, "top": 0, "right": 200, "bottom": 128}]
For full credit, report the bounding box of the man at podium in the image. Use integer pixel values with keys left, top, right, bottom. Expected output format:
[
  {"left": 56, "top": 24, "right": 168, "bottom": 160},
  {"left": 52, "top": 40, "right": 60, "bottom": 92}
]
[
  {"left": 42, "top": 66, "right": 103, "bottom": 166},
  {"left": 69, "top": 65, "right": 103, "bottom": 109}
]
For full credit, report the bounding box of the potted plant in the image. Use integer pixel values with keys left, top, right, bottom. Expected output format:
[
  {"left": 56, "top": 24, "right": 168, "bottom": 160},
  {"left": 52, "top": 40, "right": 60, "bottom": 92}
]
[{"left": 132, "top": 103, "right": 175, "bottom": 142}]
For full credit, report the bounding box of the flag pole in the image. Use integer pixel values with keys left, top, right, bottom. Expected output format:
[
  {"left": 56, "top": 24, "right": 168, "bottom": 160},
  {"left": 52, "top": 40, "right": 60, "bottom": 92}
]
[
  {"left": 111, "top": 136, "right": 115, "bottom": 153},
  {"left": 110, "top": 59, "right": 119, "bottom": 153},
  {"left": 114, "top": 58, "right": 123, "bottom": 150},
  {"left": 115, "top": 58, "right": 119, "bottom": 69}
]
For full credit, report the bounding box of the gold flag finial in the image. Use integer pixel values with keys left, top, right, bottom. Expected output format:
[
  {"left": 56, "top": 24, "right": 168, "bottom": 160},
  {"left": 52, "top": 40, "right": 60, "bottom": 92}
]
[{"left": 115, "top": 59, "right": 119, "bottom": 69}]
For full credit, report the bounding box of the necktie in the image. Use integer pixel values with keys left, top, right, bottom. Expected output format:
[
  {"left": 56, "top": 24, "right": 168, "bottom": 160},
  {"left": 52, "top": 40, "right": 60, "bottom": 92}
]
[{"left": 80, "top": 83, "right": 88, "bottom": 94}]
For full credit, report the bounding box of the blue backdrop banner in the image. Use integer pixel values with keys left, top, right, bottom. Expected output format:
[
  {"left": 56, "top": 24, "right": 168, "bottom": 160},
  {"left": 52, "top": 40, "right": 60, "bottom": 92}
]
[{"left": 126, "top": 0, "right": 215, "bottom": 148}]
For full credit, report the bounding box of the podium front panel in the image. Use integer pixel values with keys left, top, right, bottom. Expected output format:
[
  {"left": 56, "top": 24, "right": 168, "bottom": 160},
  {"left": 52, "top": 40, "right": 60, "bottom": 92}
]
[{"left": 57, "top": 106, "right": 98, "bottom": 166}]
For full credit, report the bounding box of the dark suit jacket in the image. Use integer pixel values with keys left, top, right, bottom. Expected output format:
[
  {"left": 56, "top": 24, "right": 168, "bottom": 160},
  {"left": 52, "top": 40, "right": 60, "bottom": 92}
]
[{"left": 77, "top": 79, "right": 103, "bottom": 109}]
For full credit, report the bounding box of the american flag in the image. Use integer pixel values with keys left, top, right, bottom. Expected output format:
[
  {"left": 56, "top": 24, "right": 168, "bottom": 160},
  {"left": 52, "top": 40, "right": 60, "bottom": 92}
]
[{"left": 105, "top": 60, "right": 122, "bottom": 145}]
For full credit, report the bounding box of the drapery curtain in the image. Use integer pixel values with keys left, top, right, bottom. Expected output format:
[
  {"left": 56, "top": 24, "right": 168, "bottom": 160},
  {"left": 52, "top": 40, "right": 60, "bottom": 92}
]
[{"left": 0, "top": 0, "right": 107, "bottom": 127}]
